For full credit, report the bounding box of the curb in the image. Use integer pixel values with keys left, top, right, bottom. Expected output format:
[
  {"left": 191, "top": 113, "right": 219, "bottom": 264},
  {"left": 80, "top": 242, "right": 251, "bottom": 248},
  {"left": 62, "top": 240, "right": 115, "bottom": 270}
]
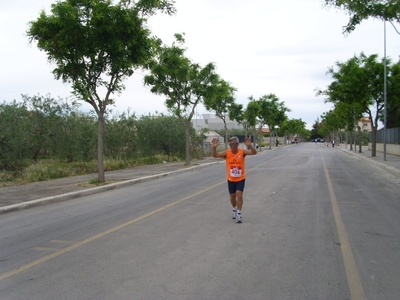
[
  {"left": 0, "top": 161, "right": 220, "bottom": 215},
  {"left": 339, "top": 148, "right": 400, "bottom": 177}
]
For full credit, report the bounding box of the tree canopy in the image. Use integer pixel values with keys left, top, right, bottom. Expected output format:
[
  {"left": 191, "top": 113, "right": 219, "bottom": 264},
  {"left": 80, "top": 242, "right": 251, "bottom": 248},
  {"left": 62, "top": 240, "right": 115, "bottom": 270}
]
[
  {"left": 316, "top": 52, "right": 400, "bottom": 156},
  {"left": 27, "top": 0, "right": 175, "bottom": 182},
  {"left": 204, "top": 79, "right": 237, "bottom": 149},
  {"left": 323, "top": 0, "right": 400, "bottom": 33},
  {"left": 144, "top": 34, "right": 221, "bottom": 165}
]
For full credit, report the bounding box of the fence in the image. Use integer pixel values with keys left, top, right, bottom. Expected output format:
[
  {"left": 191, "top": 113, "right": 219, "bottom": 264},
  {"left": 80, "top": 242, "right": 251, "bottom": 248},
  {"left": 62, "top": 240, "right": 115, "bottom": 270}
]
[{"left": 372, "top": 127, "right": 400, "bottom": 144}]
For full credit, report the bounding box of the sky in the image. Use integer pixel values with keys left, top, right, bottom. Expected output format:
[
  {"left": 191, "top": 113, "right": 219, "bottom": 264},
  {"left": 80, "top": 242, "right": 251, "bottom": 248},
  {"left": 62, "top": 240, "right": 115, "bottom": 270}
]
[{"left": 1, "top": 0, "right": 400, "bottom": 130}]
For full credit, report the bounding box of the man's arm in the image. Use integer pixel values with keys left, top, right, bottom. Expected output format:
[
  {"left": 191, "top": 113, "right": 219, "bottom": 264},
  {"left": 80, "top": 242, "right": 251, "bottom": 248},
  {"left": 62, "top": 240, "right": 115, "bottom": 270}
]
[
  {"left": 211, "top": 138, "right": 226, "bottom": 158},
  {"left": 243, "top": 137, "right": 257, "bottom": 156}
]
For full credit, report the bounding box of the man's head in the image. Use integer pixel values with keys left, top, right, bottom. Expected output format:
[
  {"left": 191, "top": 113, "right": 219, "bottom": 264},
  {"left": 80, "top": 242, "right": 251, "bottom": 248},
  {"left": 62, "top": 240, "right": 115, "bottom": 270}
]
[{"left": 229, "top": 136, "right": 239, "bottom": 150}]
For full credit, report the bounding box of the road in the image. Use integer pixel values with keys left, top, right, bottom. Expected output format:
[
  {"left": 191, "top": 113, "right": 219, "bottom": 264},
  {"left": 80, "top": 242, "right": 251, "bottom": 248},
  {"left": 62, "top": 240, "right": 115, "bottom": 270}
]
[{"left": 0, "top": 143, "right": 399, "bottom": 300}]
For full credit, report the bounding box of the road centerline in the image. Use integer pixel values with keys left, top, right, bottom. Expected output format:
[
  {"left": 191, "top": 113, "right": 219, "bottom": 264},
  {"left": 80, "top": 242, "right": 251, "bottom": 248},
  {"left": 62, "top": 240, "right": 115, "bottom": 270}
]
[
  {"left": 0, "top": 152, "right": 281, "bottom": 282},
  {"left": 321, "top": 154, "right": 366, "bottom": 300}
]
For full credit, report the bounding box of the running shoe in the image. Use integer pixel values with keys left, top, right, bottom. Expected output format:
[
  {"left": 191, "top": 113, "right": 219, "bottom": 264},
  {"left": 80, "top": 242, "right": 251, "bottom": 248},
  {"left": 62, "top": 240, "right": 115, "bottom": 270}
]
[
  {"left": 236, "top": 212, "right": 242, "bottom": 223},
  {"left": 232, "top": 209, "right": 237, "bottom": 219}
]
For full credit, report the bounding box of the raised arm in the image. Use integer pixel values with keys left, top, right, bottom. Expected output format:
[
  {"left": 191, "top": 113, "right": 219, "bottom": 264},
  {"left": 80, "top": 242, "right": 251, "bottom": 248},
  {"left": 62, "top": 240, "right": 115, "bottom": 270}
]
[
  {"left": 212, "top": 138, "right": 227, "bottom": 158},
  {"left": 243, "top": 136, "right": 257, "bottom": 156}
]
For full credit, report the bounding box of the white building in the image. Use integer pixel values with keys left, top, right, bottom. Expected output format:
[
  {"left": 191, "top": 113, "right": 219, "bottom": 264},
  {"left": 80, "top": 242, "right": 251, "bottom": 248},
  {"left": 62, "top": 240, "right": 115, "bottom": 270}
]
[{"left": 191, "top": 113, "right": 245, "bottom": 131}]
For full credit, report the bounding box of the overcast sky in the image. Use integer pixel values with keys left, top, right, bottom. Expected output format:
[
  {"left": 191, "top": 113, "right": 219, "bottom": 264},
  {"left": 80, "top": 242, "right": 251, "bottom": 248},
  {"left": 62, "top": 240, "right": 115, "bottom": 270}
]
[{"left": 1, "top": 0, "right": 399, "bottom": 129}]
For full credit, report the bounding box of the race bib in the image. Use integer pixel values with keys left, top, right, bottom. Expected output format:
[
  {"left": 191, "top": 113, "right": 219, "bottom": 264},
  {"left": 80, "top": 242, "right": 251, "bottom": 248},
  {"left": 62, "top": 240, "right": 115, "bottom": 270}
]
[{"left": 230, "top": 166, "right": 242, "bottom": 177}]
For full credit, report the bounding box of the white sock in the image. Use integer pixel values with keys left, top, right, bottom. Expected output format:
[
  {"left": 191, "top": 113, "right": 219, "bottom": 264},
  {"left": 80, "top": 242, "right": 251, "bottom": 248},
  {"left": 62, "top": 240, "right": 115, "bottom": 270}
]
[
  {"left": 237, "top": 209, "right": 241, "bottom": 214},
  {"left": 233, "top": 207, "right": 237, "bottom": 211}
]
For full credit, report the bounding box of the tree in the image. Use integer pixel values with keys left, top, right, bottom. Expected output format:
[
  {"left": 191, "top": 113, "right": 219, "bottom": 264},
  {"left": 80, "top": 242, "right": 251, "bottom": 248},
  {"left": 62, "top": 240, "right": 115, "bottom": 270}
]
[
  {"left": 319, "top": 110, "right": 345, "bottom": 142},
  {"left": 317, "top": 53, "right": 395, "bottom": 156},
  {"left": 309, "top": 118, "right": 323, "bottom": 142},
  {"left": 0, "top": 101, "right": 31, "bottom": 170},
  {"left": 323, "top": 0, "right": 400, "bottom": 33},
  {"left": 144, "top": 34, "right": 220, "bottom": 165},
  {"left": 204, "top": 79, "right": 237, "bottom": 149},
  {"left": 27, "top": 0, "right": 175, "bottom": 182},
  {"left": 245, "top": 94, "right": 290, "bottom": 150},
  {"left": 257, "top": 94, "right": 290, "bottom": 150},
  {"left": 243, "top": 99, "right": 260, "bottom": 147},
  {"left": 280, "top": 119, "right": 307, "bottom": 144},
  {"left": 386, "top": 61, "right": 400, "bottom": 127},
  {"left": 21, "top": 94, "right": 67, "bottom": 163}
]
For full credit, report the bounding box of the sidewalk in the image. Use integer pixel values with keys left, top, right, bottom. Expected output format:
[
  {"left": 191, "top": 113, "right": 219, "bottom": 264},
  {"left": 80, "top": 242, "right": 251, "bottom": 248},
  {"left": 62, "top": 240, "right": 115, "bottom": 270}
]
[
  {"left": 1, "top": 145, "right": 399, "bottom": 214},
  {"left": 337, "top": 144, "right": 400, "bottom": 177},
  {"left": 0, "top": 157, "right": 223, "bottom": 214}
]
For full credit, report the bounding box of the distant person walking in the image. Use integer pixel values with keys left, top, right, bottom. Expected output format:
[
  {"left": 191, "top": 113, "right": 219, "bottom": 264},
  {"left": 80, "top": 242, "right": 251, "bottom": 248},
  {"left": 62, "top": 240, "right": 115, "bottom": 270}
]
[
  {"left": 212, "top": 136, "right": 257, "bottom": 223},
  {"left": 332, "top": 140, "right": 335, "bottom": 148},
  {"left": 276, "top": 139, "right": 279, "bottom": 147}
]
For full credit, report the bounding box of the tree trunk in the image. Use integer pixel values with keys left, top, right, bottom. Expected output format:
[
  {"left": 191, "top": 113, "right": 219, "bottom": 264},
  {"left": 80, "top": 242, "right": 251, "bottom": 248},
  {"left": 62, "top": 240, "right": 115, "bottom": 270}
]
[
  {"left": 184, "top": 121, "right": 191, "bottom": 166},
  {"left": 349, "top": 130, "right": 353, "bottom": 151},
  {"left": 371, "top": 125, "right": 377, "bottom": 157},
  {"left": 97, "top": 113, "right": 105, "bottom": 183},
  {"left": 357, "top": 126, "right": 362, "bottom": 153},
  {"left": 268, "top": 126, "right": 272, "bottom": 150},
  {"left": 224, "top": 119, "right": 228, "bottom": 150}
]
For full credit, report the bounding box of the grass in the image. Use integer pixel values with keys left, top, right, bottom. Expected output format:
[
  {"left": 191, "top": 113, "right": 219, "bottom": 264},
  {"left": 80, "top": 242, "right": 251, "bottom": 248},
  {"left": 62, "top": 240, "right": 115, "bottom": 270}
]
[{"left": 0, "top": 154, "right": 184, "bottom": 187}]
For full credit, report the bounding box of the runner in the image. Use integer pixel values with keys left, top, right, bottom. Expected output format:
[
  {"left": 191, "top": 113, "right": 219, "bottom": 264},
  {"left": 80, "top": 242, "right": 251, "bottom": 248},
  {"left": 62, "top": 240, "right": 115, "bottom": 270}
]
[{"left": 211, "top": 136, "right": 257, "bottom": 223}]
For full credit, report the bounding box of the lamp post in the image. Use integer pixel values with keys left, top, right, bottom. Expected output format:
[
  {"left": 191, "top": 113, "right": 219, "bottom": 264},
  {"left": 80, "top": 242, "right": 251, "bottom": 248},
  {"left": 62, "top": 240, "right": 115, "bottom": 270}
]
[{"left": 383, "top": 21, "right": 387, "bottom": 161}]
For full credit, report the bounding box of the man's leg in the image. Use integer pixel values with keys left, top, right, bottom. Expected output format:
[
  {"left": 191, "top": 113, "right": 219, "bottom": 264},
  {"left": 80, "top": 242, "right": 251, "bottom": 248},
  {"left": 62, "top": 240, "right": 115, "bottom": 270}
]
[
  {"left": 230, "top": 193, "right": 237, "bottom": 208},
  {"left": 235, "top": 191, "right": 243, "bottom": 223},
  {"left": 235, "top": 190, "right": 243, "bottom": 211},
  {"left": 235, "top": 180, "right": 245, "bottom": 223},
  {"left": 235, "top": 179, "right": 245, "bottom": 211}
]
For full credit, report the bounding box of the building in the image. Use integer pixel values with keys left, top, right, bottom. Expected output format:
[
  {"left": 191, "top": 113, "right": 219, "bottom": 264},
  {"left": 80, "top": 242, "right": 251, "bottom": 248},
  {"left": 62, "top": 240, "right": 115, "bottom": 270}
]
[
  {"left": 191, "top": 113, "right": 245, "bottom": 131},
  {"left": 358, "top": 117, "right": 372, "bottom": 132}
]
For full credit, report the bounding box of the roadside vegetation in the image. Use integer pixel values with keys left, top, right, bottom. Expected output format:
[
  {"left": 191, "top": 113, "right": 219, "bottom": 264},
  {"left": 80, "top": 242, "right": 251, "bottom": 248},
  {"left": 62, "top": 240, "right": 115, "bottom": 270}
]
[{"left": 0, "top": 95, "right": 204, "bottom": 187}]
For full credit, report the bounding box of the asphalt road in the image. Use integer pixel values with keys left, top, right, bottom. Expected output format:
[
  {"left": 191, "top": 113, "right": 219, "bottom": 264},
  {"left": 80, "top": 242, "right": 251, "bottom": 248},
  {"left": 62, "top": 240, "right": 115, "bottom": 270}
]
[{"left": 0, "top": 143, "right": 399, "bottom": 300}]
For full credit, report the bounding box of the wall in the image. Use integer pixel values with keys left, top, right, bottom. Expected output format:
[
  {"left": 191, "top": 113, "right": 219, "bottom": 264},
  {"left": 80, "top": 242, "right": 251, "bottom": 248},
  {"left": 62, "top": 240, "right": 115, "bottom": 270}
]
[{"left": 369, "top": 143, "right": 400, "bottom": 156}]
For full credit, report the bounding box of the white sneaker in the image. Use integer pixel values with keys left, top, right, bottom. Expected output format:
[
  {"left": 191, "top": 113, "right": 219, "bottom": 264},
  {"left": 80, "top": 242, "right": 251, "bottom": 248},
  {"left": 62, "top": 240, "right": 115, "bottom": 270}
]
[
  {"left": 236, "top": 212, "right": 242, "bottom": 223},
  {"left": 232, "top": 209, "right": 237, "bottom": 219}
]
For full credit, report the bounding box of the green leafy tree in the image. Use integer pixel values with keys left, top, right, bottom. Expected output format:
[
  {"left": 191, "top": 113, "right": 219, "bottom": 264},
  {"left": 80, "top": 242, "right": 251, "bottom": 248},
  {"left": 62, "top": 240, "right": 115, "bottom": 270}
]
[
  {"left": 310, "top": 118, "right": 323, "bottom": 141},
  {"left": 244, "top": 99, "right": 260, "bottom": 147},
  {"left": 280, "top": 119, "right": 307, "bottom": 144},
  {"left": 27, "top": 0, "right": 175, "bottom": 182},
  {"left": 144, "top": 34, "right": 220, "bottom": 165},
  {"left": 319, "top": 110, "right": 345, "bottom": 142},
  {"left": 135, "top": 114, "right": 187, "bottom": 161},
  {"left": 331, "top": 101, "right": 364, "bottom": 151},
  {"left": 386, "top": 61, "right": 400, "bottom": 127},
  {"left": 21, "top": 94, "right": 66, "bottom": 162},
  {"left": 317, "top": 53, "right": 390, "bottom": 156},
  {"left": 103, "top": 110, "right": 138, "bottom": 161},
  {"left": 257, "top": 94, "right": 290, "bottom": 149},
  {"left": 245, "top": 94, "right": 290, "bottom": 149},
  {"left": 323, "top": 0, "right": 400, "bottom": 33},
  {"left": 204, "top": 79, "right": 237, "bottom": 149},
  {"left": 0, "top": 101, "right": 31, "bottom": 170},
  {"left": 41, "top": 97, "right": 96, "bottom": 163}
]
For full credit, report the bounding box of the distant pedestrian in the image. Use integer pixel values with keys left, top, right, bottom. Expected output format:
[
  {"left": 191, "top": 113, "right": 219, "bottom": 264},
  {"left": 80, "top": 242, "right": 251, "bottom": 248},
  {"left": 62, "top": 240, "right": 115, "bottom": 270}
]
[
  {"left": 276, "top": 139, "right": 279, "bottom": 147},
  {"left": 332, "top": 140, "right": 335, "bottom": 148},
  {"left": 211, "top": 136, "right": 257, "bottom": 223}
]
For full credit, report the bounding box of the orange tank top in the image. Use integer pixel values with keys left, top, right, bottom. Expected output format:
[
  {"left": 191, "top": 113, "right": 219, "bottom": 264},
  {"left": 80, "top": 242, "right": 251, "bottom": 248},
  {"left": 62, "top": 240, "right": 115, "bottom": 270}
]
[{"left": 226, "top": 148, "right": 246, "bottom": 182}]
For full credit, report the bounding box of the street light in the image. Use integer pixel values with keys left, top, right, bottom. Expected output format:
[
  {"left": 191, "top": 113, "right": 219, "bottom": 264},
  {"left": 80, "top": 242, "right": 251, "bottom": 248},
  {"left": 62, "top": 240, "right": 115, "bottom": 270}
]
[
  {"left": 383, "top": 21, "right": 400, "bottom": 161},
  {"left": 384, "top": 21, "right": 387, "bottom": 161}
]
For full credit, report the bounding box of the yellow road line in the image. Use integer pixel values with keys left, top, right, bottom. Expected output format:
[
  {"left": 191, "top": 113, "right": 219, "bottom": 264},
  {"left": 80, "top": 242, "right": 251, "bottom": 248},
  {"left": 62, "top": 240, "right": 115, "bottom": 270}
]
[
  {"left": 33, "top": 247, "right": 59, "bottom": 251},
  {"left": 0, "top": 153, "right": 280, "bottom": 281},
  {"left": 322, "top": 157, "right": 366, "bottom": 300},
  {"left": 50, "top": 240, "right": 71, "bottom": 244},
  {"left": 0, "top": 181, "right": 226, "bottom": 281}
]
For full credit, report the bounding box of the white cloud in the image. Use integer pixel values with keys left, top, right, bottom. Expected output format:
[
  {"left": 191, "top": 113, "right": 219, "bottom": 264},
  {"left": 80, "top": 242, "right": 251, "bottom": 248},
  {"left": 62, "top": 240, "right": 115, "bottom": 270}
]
[{"left": 1, "top": 0, "right": 399, "bottom": 129}]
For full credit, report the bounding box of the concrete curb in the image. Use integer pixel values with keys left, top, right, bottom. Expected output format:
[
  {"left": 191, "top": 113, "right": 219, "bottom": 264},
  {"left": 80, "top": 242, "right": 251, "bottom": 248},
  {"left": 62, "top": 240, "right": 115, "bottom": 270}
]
[
  {"left": 0, "top": 161, "right": 220, "bottom": 215},
  {"left": 339, "top": 148, "right": 400, "bottom": 177}
]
